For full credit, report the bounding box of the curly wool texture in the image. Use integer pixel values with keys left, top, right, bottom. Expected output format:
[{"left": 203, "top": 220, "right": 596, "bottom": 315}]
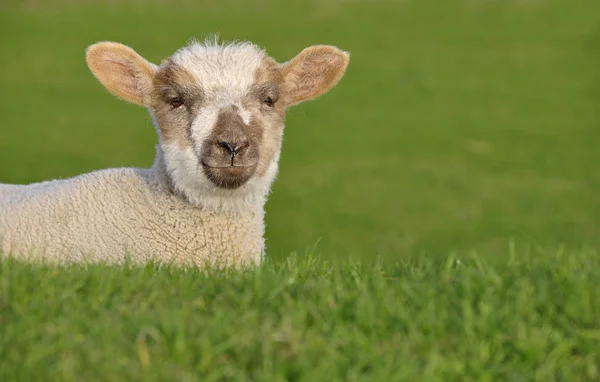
[{"left": 0, "top": 162, "right": 265, "bottom": 267}]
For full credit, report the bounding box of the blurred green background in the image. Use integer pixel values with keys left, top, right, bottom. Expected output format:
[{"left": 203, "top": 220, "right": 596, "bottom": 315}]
[{"left": 0, "top": 0, "right": 598, "bottom": 261}]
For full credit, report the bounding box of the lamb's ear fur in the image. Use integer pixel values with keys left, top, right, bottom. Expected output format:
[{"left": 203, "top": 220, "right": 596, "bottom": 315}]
[
  {"left": 86, "top": 42, "right": 157, "bottom": 107},
  {"left": 280, "top": 45, "right": 350, "bottom": 107}
]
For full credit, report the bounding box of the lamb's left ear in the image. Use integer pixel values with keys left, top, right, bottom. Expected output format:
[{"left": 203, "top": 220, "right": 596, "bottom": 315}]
[
  {"left": 281, "top": 45, "right": 350, "bottom": 107},
  {"left": 86, "top": 42, "right": 157, "bottom": 107}
]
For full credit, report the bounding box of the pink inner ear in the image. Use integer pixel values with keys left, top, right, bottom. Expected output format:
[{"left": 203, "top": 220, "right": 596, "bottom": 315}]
[
  {"left": 319, "top": 53, "right": 343, "bottom": 66},
  {"left": 300, "top": 53, "right": 340, "bottom": 72},
  {"left": 282, "top": 49, "right": 348, "bottom": 106},
  {"left": 110, "top": 60, "right": 139, "bottom": 97},
  {"left": 87, "top": 42, "right": 157, "bottom": 106}
]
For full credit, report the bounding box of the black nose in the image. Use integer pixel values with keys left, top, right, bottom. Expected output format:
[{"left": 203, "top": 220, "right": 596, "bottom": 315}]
[{"left": 218, "top": 140, "right": 249, "bottom": 158}]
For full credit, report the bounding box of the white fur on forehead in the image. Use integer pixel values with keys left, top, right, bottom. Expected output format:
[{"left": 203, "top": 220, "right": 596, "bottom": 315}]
[{"left": 171, "top": 37, "right": 267, "bottom": 97}]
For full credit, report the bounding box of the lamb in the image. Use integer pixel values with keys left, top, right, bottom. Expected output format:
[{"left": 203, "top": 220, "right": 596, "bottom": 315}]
[{"left": 0, "top": 37, "right": 350, "bottom": 267}]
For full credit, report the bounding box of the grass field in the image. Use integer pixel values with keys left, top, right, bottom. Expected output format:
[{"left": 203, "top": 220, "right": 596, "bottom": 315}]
[
  {"left": 2, "top": 249, "right": 600, "bottom": 381},
  {"left": 1, "top": 0, "right": 599, "bottom": 380}
]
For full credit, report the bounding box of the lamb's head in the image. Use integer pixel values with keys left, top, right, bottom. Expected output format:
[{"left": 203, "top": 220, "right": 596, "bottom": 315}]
[{"left": 85, "top": 38, "right": 349, "bottom": 209}]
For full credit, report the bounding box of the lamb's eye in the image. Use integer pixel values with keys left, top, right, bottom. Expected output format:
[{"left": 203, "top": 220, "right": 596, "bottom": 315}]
[
  {"left": 263, "top": 97, "right": 274, "bottom": 107},
  {"left": 168, "top": 97, "right": 184, "bottom": 108}
]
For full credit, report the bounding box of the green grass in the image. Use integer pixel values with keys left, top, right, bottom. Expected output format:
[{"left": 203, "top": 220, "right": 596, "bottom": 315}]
[
  {"left": 1, "top": 0, "right": 600, "bottom": 379},
  {"left": 1, "top": 248, "right": 599, "bottom": 381}
]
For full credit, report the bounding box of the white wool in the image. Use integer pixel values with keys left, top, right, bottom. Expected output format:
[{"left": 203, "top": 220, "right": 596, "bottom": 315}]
[
  {"left": 0, "top": 164, "right": 265, "bottom": 267},
  {"left": 172, "top": 37, "right": 265, "bottom": 99}
]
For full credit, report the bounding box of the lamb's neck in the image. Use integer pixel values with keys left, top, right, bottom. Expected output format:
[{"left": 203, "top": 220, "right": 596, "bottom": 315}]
[{"left": 151, "top": 145, "right": 176, "bottom": 193}]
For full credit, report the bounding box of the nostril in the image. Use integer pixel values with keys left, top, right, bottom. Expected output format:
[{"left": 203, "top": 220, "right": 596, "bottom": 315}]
[
  {"left": 236, "top": 141, "right": 249, "bottom": 152},
  {"left": 218, "top": 140, "right": 237, "bottom": 155}
]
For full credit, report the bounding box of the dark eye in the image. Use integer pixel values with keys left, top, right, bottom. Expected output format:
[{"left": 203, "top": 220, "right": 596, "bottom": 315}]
[
  {"left": 263, "top": 97, "right": 274, "bottom": 107},
  {"left": 168, "top": 97, "right": 184, "bottom": 108}
]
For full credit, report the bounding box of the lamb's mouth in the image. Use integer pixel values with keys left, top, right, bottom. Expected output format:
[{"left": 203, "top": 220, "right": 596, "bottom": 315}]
[{"left": 201, "top": 161, "right": 257, "bottom": 189}]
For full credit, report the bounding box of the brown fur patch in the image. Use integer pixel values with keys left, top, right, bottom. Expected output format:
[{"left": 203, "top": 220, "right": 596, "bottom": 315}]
[
  {"left": 281, "top": 45, "right": 350, "bottom": 107},
  {"left": 254, "top": 56, "right": 284, "bottom": 84},
  {"left": 150, "top": 61, "right": 204, "bottom": 148},
  {"left": 200, "top": 107, "right": 260, "bottom": 189},
  {"left": 202, "top": 107, "right": 261, "bottom": 166},
  {"left": 249, "top": 57, "right": 287, "bottom": 177},
  {"left": 86, "top": 42, "right": 156, "bottom": 106}
]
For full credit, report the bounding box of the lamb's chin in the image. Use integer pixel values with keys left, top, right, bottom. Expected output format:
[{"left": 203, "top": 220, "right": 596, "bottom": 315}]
[{"left": 201, "top": 165, "right": 256, "bottom": 190}]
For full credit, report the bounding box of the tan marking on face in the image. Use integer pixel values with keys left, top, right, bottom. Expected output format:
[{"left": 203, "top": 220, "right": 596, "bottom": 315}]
[
  {"left": 255, "top": 56, "right": 284, "bottom": 84},
  {"left": 201, "top": 107, "right": 259, "bottom": 189},
  {"left": 151, "top": 61, "right": 203, "bottom": 148},
  {"left": 204, "top": 106, "right": 260, "bottom": 166},
  {"left": 247, "top": 56, "right": 286, "bottom": 177}
]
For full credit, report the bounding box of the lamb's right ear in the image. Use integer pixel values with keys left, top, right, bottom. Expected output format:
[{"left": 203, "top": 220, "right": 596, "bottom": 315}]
[{"left": 86, "top": 42, "right": 157, "bottom": 107}]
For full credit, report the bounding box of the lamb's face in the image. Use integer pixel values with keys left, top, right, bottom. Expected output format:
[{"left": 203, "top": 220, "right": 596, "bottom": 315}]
[
  {"left": 85, "top": 38, "right": 349, "bottom": 209},
  {"left": 149, "top": 44, "right": 285, "bottom": 194}
]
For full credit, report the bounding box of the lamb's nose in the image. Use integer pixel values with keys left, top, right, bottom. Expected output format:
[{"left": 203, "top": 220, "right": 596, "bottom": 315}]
[{"left": 218, "top": 140, "right": 249, "bottom": 158}]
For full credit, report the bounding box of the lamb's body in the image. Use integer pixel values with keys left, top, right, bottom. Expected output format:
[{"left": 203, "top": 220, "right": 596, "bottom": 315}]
[
  {"left": 0, "top": 38, "right": 348, "bottom": 267},
  {"left": 0, "top": 162, "right": 263, "bottom": 266}
]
